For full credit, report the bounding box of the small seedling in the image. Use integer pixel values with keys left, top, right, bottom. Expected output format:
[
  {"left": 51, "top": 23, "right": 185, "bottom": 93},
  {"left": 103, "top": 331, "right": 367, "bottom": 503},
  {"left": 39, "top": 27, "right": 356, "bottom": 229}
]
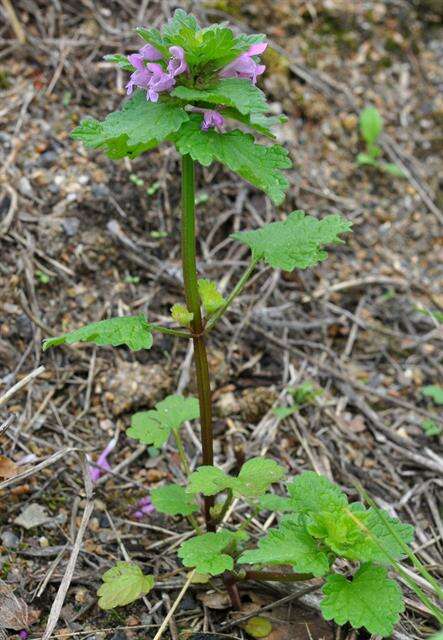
[
  {"left": 41, "top": 10, "right": 419, "bottom": 637},
  {"left": 150, "top": 229, "right": 168, "bottom": 238},
  {"left": 129, "top": 173, "right": 144, "bottom": 186},
  {"left": 35, "top": 270, "right": 51, "bottom": 285},
  {"left": 357, "top": 106, "right": 405, "bottom": 177},
  {"left": 124, "top": 274, "right": 140, "bottom": 284},
  {"left": 422, "top": 385, "right": 443, "bottom": 406},
  {"left": 415, "top": 306, "right": 443, "bottom": 324},
  {"left": 146, "top": 181, "right": 160, "bottom": 195},
  {"left": 421, "top": 419, "right": 441, "bottom": 437}
]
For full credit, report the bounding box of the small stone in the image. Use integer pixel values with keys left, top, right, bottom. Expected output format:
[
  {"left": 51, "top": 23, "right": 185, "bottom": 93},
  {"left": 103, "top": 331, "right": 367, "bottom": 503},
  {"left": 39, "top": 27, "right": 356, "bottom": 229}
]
[
  {"left": 15, "top": 314, "right": 34, "bottom": 340},
  {"left": 75, "top": 588, "right": 88, "bottom": 605},
  {"left": 18, "top": 176, "right": 34, "bottom": 198},
  {"left": 146, "top": 468, "right": 167, "bottom": 482},
  {"left": 1, "top": 530, "right": 19, "bottom": 548},
  {"left": 341, "top": 113, "right": 358, "bottom": 131},
  {"left": 215, "top": 392, "right": 240, "bottom": 417},
  {"left": 91, "top": 184, "right": 109, "bottom": 198},
  {"left": 89, "top": 517, "right": 100, "bottom": 532},
  {"left": 38, "top": 150, "right": 58, "bottom": 167},
  {"left": 61, "top": 217, "right": 80, "bottom": 236}
]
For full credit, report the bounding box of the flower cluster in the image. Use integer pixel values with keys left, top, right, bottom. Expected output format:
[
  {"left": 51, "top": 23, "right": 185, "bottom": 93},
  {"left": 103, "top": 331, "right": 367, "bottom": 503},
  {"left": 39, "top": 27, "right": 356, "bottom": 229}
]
[
  {"left": 126, "top": 44, "right": 188, "bottom": 103},
  {"left": 125, "top": 39, "right": 267, "bottom": 132},
  {"left": 133, "top": 495, "right": 155, "bottom": 520}
]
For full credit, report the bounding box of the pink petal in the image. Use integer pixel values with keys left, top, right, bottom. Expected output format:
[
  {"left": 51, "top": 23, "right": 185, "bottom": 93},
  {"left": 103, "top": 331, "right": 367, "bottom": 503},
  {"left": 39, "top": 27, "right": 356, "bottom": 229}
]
[
  {"left": 140, "top": 44, "right": 163, "bottom": 61},
  {"left": 248, "top": 42, "right": 268, "bottom": 56}
]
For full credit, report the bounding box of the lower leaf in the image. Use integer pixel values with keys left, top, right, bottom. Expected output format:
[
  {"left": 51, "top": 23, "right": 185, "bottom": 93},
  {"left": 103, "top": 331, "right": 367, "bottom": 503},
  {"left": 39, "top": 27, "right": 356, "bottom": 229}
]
[
  {"left": 97, "top": 562, "right": 155, "bottom": 610},
  {"left": 320, "top": 563, "right": 404, "bottom": 637}
]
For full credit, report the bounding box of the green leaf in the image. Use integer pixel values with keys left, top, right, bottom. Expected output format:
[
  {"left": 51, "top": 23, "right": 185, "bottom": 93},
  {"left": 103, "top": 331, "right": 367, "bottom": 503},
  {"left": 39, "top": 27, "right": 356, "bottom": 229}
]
[
  {"left": 421, "top": 419, "right": 441, "bottom": 437},
  {"left": 187, "top": 458, "right": 285, "bottom": 499},
  {"left": 43, "top": 315, "right": 153, "bottom": 352},
  {"left": 258, "top": 493, "right": 293, "bottom": 512},
  {"left": 414, "top": 306, "right": 443, "bottom": 324},
  {"left": 235, "top": 33, "right": 267, "bottom": 48},
  {"left": 232, "top": 211, "right": 352, "bottom": 271},
  {"left": 222, "top": 108, "right": 287, "bottom": 138},
  {"left": 360, "top": 106, "right": 383, "bottom": 146},
  {"left": 320, "top": 563, "right": 404, "bottom": 637},
  {"left": 198, "top": 279, "right": 225, "bottom": 314},
  {"left": 127, "top": 410, "right": 170, "bottom": 448},
  {"left": 344, "top": 507, "right": 414, "bottom": 565},
  {"left": 151, "top": 484, "right": 199, "bottom": 516},
  {"left": 422, "top": 385, "right": 443, "bottom": 405},
  {"left": 154, "top": 395, "right": 200, "bottom": 428},
  {"left": 171, "top": 118, "right": 291, "bottom": 204},
  {"left": 187, "top": 465, "right": 235, "bottom": 496},
  {"left": 242, "top": 617, "right": 273, "bottom": 638},
  {"left": 171, "top": 303, "right": 194, "bottom": 327},
  {"left": 161, "top": 11, "right": 248, "bottom": 69},
  {"left": 291, "top": 381, "right": 321, "bottom": 404},
  {"left": 70, "top": 119, "right": 156, "bottom": 160},
  {"left": 305, "top": 504, "right": 413, "bottom": 566},
  {"left": 104, "top": 54, "right": 134, "bottom": 71},
  {"left": 287, "top": 471, "right": 348, "bottom": 516},
  {"left": 381, "top": 162, "right": 406, "bottom": 178},
  {"left": 356, "top": 152, "right": 377, "bottom": 166},
  {"left": 237, "top": 458, "right": 286, "bottom": 498},
  {"left": 178, "top": 531, "right": 236, "bottom": 575},
  {"left": 238, "top": 518, "right": 330, "bottom": 577},
  {"left": 162, "top": 8, "right": 199, "bottom": 41},
  {"left": 272, "top": 406, "right": 298, "bottom": 418},
  {"left": 172, "top": 79, "right": 267, "bottom": 115},
  {"left": 128, "top": 395, "right": 199, "bottom": 447},
  {"left": 97, "top": 562, "right": 154, "bottom": 610},
  {"left": 72, "top": 93, "right": 189, "bottom": 159},
  {"left": 367, "top": 143, "right": 382, "bottom": 158}
]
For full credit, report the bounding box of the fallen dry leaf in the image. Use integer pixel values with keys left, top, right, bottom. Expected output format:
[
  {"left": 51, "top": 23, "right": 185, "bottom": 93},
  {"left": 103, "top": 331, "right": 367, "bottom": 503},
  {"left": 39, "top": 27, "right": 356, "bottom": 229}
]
[
  {"left": 197, "top": 590, "right": 231, "bottom": 610},
  {"left": 0, "top": 580, "right": 40, "bottom": 630},
  {"left": 14, "top": 503, "right": 50, "bottom": 530},
  {"left": 0, "top": 455, "right": 18, "bottom": 479}
]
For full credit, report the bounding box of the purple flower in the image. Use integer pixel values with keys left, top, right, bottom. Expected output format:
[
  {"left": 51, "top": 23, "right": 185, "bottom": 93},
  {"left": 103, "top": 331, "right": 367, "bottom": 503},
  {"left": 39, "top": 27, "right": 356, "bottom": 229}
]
[
  {"left": 145, "top": 63, "right": 175, "bottom": 102},
  {"left": 220, "top": 42, "right": 267, "bottom": 84},
  {"left": 167, "top": 46, "right": 188, "bottom": 77},
  {"left": 126, "top": 54, "right": 153, "bottom": 95},
  {"left": 133, "top": 495, "right": 155, "bottom": 520},
  {"left": 125, "top": 44, "right": 187, "bottom": 102},
  {"left": 139, "top": 44, "right": 163, "bottom": 61},
  {"left": 19, "top": 631, "right": 29, "bottom": 640},
  {"left": 201, "top": 109, "right": 225, "bottom": 132},
  {"left": 88, "top": 436, "right": 118, "bottom": 483}
]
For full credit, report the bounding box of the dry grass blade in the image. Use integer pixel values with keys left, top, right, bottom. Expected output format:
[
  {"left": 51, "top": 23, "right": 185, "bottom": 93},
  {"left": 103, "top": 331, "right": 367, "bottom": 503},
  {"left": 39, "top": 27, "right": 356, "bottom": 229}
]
[
  {"left": 0, "top": 447, "right": 75, "bottom": 490},
  {"left": 42, "top": 455, "right": 94, "bottom": 640},
  {"left": 0, "top": 366, "right": 45, "bottom": 407}
]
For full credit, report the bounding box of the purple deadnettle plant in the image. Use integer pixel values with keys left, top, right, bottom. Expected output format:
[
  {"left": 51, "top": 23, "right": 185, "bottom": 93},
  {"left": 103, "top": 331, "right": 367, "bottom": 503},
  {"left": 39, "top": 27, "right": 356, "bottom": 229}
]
[{"left": 43, "top": 10, "right": 418, "bottom": 637}]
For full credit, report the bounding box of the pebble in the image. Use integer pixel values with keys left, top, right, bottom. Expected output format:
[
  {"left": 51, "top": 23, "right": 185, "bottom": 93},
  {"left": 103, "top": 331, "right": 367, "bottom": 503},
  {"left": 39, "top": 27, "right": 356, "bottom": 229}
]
[
  {"left": 91, "top": 184, "right": 109, "bottom": 198},
  {"left": 1, "top": 530, "right": 19, "bottom": 548},
  {"left": 61, "top": 217, "right": 80, "bottom": 236},
  {"left": 38, "top": 150, "right": 58, "bottom": 167},
  {"left": 18, "top": 176, "right": 34, "bottom": 198},
  {"left": 15, "top": 314, "right": 34, "bottom": 340}
]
